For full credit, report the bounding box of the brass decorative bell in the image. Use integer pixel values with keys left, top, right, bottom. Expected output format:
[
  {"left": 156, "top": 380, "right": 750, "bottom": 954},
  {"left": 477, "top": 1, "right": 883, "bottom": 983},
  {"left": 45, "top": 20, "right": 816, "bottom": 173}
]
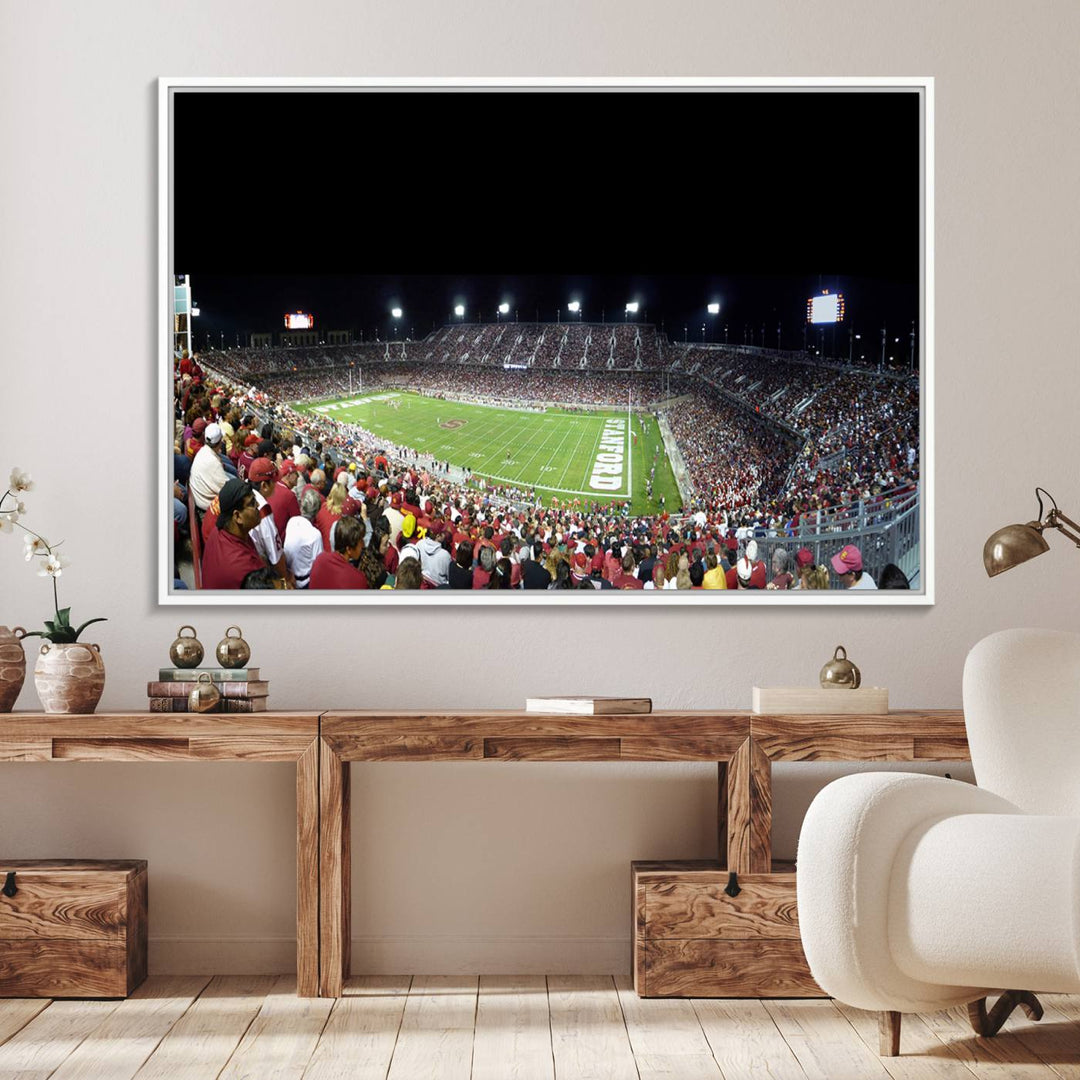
[
  {"left": 188, "top": 672, "right": 221, "bottom": 713},
  {"left": 820, "top": 645, "right": 861, "bottom": 689},
  {"left": 216, "top": 626, "right": 251, "bottom": 669},
  {"left": 169, "top": 625, "right": 204, "bottom": 669}
]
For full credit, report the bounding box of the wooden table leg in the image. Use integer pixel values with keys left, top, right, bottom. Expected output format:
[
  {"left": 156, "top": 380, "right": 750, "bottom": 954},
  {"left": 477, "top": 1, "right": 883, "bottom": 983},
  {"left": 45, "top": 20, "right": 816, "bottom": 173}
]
[
  {"left": 717, "top": 760, "right": 728, "bottom": 869},
  {"left": 319, "top": 737, "right": 350, "bottom": 997},
  {"left": 296, "top": 738, "right": 320, "bottom": 997},
  {"left": 727, "top": 738, "right": 772, "bottom": 874}
]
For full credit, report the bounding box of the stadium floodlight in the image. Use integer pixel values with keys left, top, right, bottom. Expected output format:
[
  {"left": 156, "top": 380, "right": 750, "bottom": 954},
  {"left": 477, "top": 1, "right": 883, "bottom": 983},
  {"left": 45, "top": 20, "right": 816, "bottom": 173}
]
[
  {"left": 568, "top": 301, "right": 580, "bottom": 314},
  {"left": 498, "top": 302, "right": 510, "bottom": 315},
  {"left": 625, "top": 302, "right": 639, "bottom": 314},
  {"left": 707, "top": 302, "right": 720, "bottom": 315},
  {"left": 391, "top": 308, "right": 402, "bottom": 318},
  {"left": 454, "top": 304, "right": 465, "bottom": 317}
]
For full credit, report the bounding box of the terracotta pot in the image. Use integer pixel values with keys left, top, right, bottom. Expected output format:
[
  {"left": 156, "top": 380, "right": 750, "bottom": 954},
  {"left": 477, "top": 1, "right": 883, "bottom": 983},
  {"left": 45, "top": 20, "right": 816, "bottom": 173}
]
[
  {"left": 34, "top": 642, "right": 106, "bottom": 714},
  {"left": 0, "top": 626, "right": 27, "bottom": 713}
]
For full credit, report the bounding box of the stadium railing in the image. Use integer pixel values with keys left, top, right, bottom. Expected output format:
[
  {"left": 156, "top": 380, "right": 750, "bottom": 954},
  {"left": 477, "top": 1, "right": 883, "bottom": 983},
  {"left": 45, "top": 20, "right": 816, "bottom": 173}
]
[{"left": 751, "top": 485, "right": 921, "bottom": 589}]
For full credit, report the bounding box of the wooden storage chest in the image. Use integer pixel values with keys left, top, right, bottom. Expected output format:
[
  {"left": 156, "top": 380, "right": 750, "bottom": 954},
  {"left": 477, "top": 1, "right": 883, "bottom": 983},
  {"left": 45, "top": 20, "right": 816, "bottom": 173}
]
[
  {"left": 632, "top": 859, "right": 822, "bottom": 998},
  {"left": 0, "top": 859, "right": 148, "bottom": 997}
]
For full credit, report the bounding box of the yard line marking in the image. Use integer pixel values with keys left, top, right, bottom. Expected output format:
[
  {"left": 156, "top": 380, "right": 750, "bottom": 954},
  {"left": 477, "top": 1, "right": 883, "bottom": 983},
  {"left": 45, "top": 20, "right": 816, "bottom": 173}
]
[
  {"left": 469, "top": 412, "right": 535, "bottom": 469},
  {"left": 553, "top": 415, "right": 594, "bottom": 493},
  {"left": 537, "top": 421, "right": 577, "bottom": 477},
  {"left": 472, "top": 415, "right": 539, "bottom": 479},
  {"left": 509, "top": 421, "right": 563, "bottom": 484}
]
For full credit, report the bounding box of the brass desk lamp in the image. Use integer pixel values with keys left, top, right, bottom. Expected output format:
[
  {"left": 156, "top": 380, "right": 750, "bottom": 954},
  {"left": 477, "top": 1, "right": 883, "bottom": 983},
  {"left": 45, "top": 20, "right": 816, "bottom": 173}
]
[{"left": 984, "top": 488, "right": 1080, "bottom": 577}]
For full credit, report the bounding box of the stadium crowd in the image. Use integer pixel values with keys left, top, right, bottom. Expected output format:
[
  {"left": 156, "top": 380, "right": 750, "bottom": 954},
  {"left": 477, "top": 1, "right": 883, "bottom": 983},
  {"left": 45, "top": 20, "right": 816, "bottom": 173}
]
[
  {"left": 173, "top": 325, "right": 919, "bottom": 593},
  {"left": 243, "top": 366, "right": 674, "bottom": 410}
]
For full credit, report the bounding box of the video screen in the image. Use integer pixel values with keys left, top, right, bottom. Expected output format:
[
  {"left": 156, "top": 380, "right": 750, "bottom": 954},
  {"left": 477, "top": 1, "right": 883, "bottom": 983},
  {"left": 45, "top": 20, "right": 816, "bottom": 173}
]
[{"left": 807, "top": 293, "right": 844, "bottom": 324}]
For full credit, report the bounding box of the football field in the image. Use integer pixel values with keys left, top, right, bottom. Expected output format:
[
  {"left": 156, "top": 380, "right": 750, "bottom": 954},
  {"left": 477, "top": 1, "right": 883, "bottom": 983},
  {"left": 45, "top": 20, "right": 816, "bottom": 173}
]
[{"left": 294, "top": 390, "right": 680, "bottom": 513}]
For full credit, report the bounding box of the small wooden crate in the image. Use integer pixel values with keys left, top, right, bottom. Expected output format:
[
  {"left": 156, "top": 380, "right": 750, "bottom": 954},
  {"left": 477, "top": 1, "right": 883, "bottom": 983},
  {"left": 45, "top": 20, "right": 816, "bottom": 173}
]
[
  {"left": 0, "top": 859, "right": 148, "bottom": 998},
  {"left": 632, "top": 860, "right": 822, "bottom": 998}
]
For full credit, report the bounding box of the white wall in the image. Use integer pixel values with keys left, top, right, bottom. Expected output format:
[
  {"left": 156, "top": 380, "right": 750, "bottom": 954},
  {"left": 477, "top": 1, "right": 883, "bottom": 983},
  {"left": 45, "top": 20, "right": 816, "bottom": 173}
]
[{"left": 3, "top": 0, "right": 1079, "bottom": 974}]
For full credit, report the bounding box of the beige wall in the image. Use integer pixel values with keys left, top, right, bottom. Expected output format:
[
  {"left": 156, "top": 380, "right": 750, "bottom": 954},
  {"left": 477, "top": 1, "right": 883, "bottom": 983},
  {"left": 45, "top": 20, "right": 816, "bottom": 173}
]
[{"left": 3, "top": 0, "right": 1078, "bottom": 973}]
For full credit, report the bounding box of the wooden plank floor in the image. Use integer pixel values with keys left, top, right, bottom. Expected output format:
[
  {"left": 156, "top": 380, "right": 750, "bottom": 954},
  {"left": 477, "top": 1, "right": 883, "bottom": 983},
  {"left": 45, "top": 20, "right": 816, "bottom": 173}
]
[{"left": 2, "top": 977, "right": 1079, "bottom": 1079}]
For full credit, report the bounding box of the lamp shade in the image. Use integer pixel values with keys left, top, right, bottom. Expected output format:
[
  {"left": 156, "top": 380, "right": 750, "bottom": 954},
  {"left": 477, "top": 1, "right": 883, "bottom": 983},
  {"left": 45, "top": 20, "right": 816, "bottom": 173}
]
[{"left": 983, "top": 522, "right": 1050, "bottom": 577}]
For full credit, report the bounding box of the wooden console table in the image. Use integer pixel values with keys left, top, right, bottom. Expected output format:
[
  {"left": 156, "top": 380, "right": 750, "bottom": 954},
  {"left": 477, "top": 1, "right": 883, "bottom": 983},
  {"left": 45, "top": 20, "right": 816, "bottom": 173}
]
[
  {"left": 318, "top": 709, "right": 970, "bottom": 998},
  {"left": 318, "top": 710, "right": 750, "bottom": 997},
  {"left": 0, "top": 712, "right": 321, "bottom": 997}
]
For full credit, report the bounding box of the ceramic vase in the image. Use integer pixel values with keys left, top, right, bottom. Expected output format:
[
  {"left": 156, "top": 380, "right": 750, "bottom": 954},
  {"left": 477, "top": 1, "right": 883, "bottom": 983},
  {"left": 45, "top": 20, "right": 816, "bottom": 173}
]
[
  {"left": 0, "top": 626, "right": 27, "bottom": 712},
  {"left": 34, "top": 642, "right": 106, "bottom": 714}
]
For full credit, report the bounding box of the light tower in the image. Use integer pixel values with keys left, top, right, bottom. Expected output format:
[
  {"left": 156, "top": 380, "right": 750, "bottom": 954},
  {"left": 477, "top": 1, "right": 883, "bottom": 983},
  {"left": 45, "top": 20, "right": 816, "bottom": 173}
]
[{"left": 172, "top": 274, "right": 197, "bottom": 356}]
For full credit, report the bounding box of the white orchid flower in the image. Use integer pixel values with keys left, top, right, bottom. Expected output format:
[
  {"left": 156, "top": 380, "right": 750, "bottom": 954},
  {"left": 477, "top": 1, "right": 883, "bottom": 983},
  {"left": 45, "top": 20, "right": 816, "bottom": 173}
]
[
  {"left": 23, "top": 534, "right": 49, "bottom": 560},
  {"left": 8, "top": 468, "right": 33, "bottom": 493},
  {"left": 38, "top": 553, "right": 70, "bottom": 578},
  {"left": 0, "top": 510, "right": 18, "bottom": 532}
]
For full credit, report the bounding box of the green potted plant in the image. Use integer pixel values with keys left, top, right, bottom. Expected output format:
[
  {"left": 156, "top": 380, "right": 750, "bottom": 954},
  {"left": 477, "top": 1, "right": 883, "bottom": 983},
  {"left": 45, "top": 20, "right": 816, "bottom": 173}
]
[{"left": 1, "top": 467, "right": 107, "bottom": 713}]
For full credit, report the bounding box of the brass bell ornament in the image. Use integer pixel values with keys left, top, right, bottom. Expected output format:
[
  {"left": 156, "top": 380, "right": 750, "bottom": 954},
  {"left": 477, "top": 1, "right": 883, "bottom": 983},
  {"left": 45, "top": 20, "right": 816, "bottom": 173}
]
[
  {"left": 216, "top": 626, "right": 251, "bottom": 669},
  {"left": 820, "top": 645, "right": 862, "bottom": 689},
  {"left": 188, "top": 672, "right": 221, "bottom": 713},
  {"left": 169, "top": 625, "right": 204, "bottom": 669}
]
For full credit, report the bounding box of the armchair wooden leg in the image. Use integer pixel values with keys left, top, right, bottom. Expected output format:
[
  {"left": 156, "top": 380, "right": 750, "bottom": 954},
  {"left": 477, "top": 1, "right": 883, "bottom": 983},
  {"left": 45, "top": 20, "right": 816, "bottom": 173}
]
[
  {"left": 968, "top": 991, "right": 1044, "bottom": 1038},
  {"left": 879, "top": 1010, "right": 902, "bottom": 1056}
]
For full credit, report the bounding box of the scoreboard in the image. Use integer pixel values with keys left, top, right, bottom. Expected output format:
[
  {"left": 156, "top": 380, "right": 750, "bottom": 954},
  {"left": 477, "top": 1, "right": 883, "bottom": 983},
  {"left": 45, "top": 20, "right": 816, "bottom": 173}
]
[
  {"left": 806, "top": 292, "right": 845, "bottom": 325},
  {"left": 285, "top": 311, "right": 315, "bottom": 330}
]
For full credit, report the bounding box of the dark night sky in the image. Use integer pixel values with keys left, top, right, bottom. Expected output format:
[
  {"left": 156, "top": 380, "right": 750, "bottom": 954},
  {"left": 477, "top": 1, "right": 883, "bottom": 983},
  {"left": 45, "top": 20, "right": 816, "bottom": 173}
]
[{"left": 173, "top": 88, "right": 921, "bottom": 349}]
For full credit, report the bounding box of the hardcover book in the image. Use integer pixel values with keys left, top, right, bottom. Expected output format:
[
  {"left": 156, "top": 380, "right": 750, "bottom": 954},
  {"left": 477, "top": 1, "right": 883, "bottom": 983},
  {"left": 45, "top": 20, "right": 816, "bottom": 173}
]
[
  {"left": 525, "top": 697, "right": 652, "bottom": 715},
  {"left": 147, "top": 681, "right": 269, "bottom": 699},
  {"left": 158, "top": 668, "right": 261, "bottom": 681},
  {"left": 147, "top": 696, "right": 269, "bottom": 713}
]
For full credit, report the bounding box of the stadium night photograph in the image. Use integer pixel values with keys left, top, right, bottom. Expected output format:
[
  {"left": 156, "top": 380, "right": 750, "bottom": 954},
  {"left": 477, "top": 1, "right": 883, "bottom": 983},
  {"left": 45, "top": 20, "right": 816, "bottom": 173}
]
[{"left": 162, "top": 79, "right": 929, "bottom": 603}]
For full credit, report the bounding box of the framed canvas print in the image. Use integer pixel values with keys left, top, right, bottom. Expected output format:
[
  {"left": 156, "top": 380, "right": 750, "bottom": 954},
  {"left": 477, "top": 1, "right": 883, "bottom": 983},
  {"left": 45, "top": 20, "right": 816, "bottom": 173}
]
[{"left": 159, "top": 77, "right": 933, "bottom": 605}]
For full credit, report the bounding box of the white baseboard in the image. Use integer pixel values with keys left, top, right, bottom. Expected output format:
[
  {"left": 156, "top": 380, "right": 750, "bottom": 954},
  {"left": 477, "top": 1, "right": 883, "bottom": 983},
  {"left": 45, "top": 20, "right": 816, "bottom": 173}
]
[{"left": 148, "top": 935, "right": 630, "bottom": 975}]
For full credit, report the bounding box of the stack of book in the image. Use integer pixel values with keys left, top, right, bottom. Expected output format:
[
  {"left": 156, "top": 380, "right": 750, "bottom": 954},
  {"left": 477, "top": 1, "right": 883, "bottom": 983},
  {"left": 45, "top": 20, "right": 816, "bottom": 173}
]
[{"left": 147, "top": 668, "right": 269, "bottom": 713}]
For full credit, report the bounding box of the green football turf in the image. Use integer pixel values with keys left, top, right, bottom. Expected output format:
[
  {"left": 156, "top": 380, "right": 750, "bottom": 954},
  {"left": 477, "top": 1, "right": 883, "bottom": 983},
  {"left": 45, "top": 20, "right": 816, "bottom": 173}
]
[{"left": 293, "top": 390, "right": 682, "bottom": 514}]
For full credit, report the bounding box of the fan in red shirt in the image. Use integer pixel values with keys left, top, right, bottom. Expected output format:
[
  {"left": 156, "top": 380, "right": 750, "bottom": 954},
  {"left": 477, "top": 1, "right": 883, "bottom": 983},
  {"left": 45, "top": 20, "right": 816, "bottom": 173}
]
[
  {"left": 727, "top": 539, "right": 768, "bottom": 590},
  {"left": 269, "top": 461, "right": 301, "bottom": 542},
  {"left": 309, "top": 515, "right": 369, "bottom": 589},
  {"left": 613, "top": 553, "right": 644, "bottom": 589},
  {"left": 201, "top": 479, "right": 265, "bottom": 590}
]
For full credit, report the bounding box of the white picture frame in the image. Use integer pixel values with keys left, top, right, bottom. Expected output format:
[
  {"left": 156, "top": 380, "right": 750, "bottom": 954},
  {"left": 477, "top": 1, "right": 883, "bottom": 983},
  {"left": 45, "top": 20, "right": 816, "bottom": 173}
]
[{"left": 159, "top": 76, "right": 933, "bottom": 606}]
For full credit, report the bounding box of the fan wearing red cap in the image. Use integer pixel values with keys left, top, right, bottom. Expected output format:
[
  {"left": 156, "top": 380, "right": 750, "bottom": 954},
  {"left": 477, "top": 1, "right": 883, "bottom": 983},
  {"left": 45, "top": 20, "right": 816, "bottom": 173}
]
[
  {"left": 830, "top": 545, "right": 877, "bottom": 589},
  {"left": 268, "top": 460, "right": 301, "bottom": 543},
  {"left": 239, "top": 457, "right": 293, "bottom": 584}
]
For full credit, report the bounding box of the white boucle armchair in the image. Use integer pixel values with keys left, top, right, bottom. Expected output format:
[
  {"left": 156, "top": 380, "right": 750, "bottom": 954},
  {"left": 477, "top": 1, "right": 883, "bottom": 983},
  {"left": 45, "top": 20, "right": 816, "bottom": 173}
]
[{"left": 796, "top": 628, "right": 1080, "bottom": 1056}]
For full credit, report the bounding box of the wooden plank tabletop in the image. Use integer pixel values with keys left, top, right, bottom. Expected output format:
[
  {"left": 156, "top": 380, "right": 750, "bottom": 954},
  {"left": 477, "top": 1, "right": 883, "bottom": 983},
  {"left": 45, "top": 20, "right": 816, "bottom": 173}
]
[
  {"left": 322, "top": 711, "right": 751, "bottom": 762},
  {"left": 323, "top": 709, "right": 969, "bottom": 763},
  {"left": 0, "top": 712, "right": 320, "bottom": 737},
  {"left": 751, "top": 708, "right": 968, "bottom": 760},
  {"left": 0, "top": 712, "right": 322, "bottom": 761}
]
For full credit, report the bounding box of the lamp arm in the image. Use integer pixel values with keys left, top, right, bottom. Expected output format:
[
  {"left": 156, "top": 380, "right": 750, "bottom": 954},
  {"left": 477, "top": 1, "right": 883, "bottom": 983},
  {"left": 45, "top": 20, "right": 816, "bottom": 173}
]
[{"left": 1048, "top": 510, "right": 1080, "bottom": 548}]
